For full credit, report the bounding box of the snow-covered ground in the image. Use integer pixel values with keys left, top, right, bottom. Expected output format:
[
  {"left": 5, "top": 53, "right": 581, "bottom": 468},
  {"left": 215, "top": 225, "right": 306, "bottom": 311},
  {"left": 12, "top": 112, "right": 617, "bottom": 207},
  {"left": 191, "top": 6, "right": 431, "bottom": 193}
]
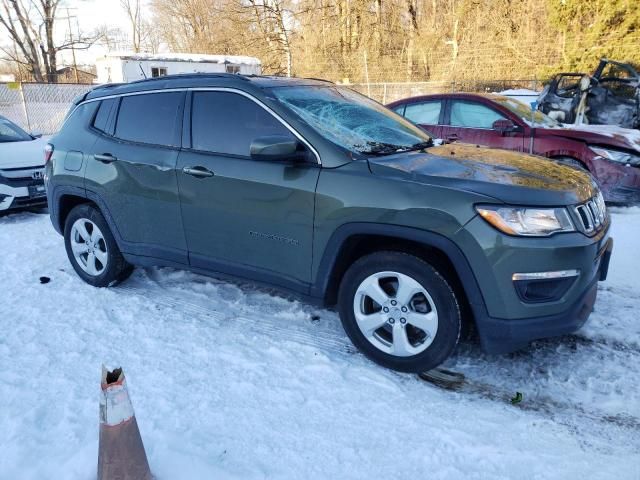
[{"left": 1, "top": 208, "right": 639, "bottom": 480}]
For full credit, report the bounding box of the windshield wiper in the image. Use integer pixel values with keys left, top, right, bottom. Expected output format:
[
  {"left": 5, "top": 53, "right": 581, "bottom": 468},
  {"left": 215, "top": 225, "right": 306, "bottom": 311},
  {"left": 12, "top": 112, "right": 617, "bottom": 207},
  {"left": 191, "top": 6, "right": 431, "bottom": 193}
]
[
  {"left": 362, "top": 142, "right": 406, "bottom": 156},
  {"left": 363, "top": 139, "right": 434, "bottom": 156},
  {"left": 401, "top": 139, "right": 434, "bottom": 152}
]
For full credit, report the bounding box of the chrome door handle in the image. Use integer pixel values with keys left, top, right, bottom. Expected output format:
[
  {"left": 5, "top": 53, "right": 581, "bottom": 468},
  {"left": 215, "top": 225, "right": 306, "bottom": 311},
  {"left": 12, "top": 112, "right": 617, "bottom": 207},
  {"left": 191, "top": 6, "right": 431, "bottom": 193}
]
[
  {"left": 183, "top": 166, "right": 214, "bottom": 178},
  {"left": 94, "top": 153, "right": 117, "bottom": 163}
]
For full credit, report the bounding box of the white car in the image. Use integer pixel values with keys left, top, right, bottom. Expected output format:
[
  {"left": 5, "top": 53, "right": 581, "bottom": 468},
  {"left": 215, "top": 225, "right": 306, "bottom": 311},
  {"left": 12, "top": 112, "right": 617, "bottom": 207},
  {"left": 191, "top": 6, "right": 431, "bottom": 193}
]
[{"left": 0, "top": 115, "right": 49, "bottom": 211}]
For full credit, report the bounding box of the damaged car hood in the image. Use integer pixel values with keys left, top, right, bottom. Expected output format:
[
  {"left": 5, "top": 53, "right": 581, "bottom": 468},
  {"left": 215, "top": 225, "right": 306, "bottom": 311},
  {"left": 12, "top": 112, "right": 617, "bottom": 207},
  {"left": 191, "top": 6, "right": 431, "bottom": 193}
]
[
  {"left": 538, "top": 125, "right": 640, "bottom": 153},
  {"left": 368, "top": 143, "right": 597, "bottom": 206},
  {"left": 536, "top": 125, "right": 640, "bottom": 152}
]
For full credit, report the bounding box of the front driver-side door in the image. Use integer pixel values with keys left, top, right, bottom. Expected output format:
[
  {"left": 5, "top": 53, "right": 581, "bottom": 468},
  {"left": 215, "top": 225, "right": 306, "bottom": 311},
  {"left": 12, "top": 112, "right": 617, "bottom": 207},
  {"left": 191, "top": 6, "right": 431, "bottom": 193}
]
[
  {"left": 177, "top": 90, "right": 320, "bottom": 293},
  {"left": 441, "top": 100, "right": 525, "bottom": 152}
]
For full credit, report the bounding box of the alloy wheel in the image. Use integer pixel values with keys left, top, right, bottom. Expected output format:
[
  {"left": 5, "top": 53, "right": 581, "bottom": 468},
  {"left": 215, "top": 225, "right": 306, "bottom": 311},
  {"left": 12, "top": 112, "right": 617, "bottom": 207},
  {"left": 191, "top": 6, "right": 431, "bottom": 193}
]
[
  {"left": 352, "top": 271, "right": 439, "bottom": 356},
  {"left": 70, "top": 218, "right": 108, "bottom": 276}
]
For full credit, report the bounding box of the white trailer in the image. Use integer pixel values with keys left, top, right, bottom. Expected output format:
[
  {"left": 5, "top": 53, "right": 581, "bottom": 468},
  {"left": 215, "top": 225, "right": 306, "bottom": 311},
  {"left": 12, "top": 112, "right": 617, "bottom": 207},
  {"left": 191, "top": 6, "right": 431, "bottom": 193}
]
[{"left": 95, "top": 52, "right": 262, "bottom": 84}]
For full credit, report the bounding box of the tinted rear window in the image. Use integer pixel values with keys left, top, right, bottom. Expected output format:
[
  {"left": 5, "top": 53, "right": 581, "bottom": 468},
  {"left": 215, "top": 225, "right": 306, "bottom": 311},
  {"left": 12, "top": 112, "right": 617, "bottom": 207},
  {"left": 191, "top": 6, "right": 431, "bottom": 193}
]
[
  {"left": 93, "top": 98, "right": 117, "bottom": 134},
  {"left": 191, "top": 91, "right": 292, "bottom": 156},
  {"left": 115, "top": 92, "right": 183, "bottom": 146}
]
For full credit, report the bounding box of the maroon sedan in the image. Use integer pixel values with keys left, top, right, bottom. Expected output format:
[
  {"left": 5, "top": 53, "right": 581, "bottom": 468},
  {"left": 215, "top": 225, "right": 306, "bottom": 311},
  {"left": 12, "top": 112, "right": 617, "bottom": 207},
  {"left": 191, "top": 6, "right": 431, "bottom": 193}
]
[{"left": 387, "top": 93, "right": 640, "bottom": 203}]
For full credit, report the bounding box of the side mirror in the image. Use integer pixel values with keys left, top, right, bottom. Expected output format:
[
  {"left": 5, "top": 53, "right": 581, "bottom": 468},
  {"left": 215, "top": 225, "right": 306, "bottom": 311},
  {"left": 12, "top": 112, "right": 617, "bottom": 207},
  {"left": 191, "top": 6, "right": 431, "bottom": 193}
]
[
  {"left": 31, "top": 131, "right": 43, "bottom": 139},
  {"left": 250, "top": 135, "right": 306, "bottom": 163},
  {"left": 492, "top": 119, "right": 518, "bottom": 134}
]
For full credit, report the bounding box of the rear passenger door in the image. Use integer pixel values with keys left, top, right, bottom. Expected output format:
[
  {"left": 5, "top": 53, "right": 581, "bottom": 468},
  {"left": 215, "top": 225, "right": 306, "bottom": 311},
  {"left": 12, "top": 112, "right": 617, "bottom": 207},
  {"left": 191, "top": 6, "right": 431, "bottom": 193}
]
[
  {"left": 396, "top": 100, "right": 443, "bottom": 138},
  {"left": 86, "top": 91, "right": 189, "bottom": 264},
  {"left": 176, "top": 90, "right": 320, "bottom": 292},
  {"left": 441, "top": 100, "right": 525, "bottom": 151}
]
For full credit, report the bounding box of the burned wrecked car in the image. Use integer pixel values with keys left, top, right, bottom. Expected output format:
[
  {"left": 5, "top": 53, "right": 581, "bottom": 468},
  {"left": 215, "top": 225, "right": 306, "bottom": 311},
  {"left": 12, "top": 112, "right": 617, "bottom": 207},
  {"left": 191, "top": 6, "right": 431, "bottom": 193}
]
[{"left": 539, "top": 59, "right": 639, "bottom": 130}]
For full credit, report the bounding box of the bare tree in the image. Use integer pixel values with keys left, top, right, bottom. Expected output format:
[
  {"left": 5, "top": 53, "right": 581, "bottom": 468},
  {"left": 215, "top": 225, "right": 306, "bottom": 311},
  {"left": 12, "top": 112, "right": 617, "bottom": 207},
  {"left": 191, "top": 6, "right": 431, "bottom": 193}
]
[
  {"left": 95, "top": 25, "right": 128, "bottom": 52},
  {"left": 246, "top": 0, "right": 293, "bottom": 76},
  {"left": 149, "top": 0, "right": 640, "bottom": 84},
  {"left": 121, "top": 0, "right": 141, "bottom": 52},
  {"left": 0, "top": 0, "right": 96, "bottom": 82}
]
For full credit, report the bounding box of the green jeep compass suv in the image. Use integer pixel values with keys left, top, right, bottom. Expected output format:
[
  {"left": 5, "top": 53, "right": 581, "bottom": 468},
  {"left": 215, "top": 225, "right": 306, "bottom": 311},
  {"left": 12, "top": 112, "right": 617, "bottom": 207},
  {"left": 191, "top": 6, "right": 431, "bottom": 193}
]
[{"left": 45, "top": 74, "right": 613, "bottom": 372}]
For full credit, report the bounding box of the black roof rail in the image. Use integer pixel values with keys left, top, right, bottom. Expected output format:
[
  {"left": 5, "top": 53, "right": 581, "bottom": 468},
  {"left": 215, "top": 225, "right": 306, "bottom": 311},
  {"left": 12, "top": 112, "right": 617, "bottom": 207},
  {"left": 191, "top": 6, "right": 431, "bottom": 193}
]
[
  {"left": 72, "top": 82, "right": 122, "bottom": 105},
  {"left": 303, "top": 77, "right": 334, "bottom": 84},
  {"left": 127, "top": 72, "right": 251, "bottom": 84},
  {"left": 91, "top": 82, "right": 125, "bottom": 90}
]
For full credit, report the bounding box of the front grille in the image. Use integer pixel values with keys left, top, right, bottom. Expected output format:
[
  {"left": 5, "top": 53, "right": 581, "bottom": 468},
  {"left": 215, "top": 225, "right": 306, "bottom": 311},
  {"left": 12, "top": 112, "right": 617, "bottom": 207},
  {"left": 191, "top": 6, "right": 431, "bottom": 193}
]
[
  {"left": 0, "top": 167, "right": 45, "bottom": 188},
  {"left": 574, "top": 192, "right": 607, "bottom": 235}
]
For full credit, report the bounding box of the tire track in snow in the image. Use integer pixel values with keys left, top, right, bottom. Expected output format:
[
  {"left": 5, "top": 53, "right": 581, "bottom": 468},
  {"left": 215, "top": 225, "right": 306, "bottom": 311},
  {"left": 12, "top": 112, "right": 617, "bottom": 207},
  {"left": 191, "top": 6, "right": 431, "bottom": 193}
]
[
  {"left": 115, "top": 282, "right": 640, "bottom": 437},
  {"left": 421, "top": 370, "right": 640, "bottom": 432},
  {"left": 116, "top": 284, "right": 358, "bottom": 355},
  {"left": 538, "top": 333, "right": 640, "bottom": 356}
]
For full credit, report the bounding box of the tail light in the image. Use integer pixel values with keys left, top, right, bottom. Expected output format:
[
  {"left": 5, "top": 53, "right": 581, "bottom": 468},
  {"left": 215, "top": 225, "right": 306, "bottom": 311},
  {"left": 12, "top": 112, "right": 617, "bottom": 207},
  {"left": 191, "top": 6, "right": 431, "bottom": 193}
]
[{"left": 44, "top": 143, "right": 54, "bottom": 164}]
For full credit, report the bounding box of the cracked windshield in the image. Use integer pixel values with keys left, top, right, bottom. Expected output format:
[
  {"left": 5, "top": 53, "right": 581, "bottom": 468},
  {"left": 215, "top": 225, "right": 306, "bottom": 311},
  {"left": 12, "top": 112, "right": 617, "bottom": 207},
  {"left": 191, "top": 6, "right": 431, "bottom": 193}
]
[{"left": 273, "top": 85, "right": 433, "bottom": 155}]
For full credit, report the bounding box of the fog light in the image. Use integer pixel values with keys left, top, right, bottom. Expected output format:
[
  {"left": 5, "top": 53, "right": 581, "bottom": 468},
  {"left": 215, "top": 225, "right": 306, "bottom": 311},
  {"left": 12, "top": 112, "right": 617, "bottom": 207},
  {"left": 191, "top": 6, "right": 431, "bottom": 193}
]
[{"left": 512, "top": 270, "right": 579, "bottom": 303}]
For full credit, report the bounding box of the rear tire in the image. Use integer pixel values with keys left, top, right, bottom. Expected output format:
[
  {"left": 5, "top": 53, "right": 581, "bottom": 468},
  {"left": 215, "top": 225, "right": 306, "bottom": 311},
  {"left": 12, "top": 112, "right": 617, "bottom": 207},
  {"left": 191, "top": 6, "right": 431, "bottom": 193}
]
[
  {"left": 64, "top": 204, "right": 133, "bottom": 287},
  {"left": 338, "top": 251, "right": 461, "bottom": 373}
]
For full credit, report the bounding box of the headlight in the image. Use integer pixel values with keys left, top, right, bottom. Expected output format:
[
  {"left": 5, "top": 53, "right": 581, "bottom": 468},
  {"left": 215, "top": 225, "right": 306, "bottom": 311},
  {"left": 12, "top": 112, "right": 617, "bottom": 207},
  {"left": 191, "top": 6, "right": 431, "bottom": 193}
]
[
  {"left": 476, "top": 205, "right": 575, "bottom": 236},
  {"left": 589, "top": 146, "right": 640, "bottom": 166}
]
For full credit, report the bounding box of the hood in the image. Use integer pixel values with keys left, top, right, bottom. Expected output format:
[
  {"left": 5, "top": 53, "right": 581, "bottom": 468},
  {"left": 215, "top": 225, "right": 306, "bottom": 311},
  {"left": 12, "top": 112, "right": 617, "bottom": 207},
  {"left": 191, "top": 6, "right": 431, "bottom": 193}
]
[
  {"left": 368, "top": 143, "right": 597, "bottom": 206},
  {"left": 539, "top": 124, "right": 640, "bottom": 153},
  {"left": 0, "top": 136, "right": 50, "bottom": 169}
]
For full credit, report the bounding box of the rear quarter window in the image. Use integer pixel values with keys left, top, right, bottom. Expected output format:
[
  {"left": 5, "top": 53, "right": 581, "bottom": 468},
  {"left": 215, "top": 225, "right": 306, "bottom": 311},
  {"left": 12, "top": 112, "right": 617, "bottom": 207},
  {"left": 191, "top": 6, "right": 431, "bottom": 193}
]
[
  {"left": 114, "top": 92, "right": 184, "bottom": 147},
  {"left": 92, "top": 98, "right": 117, "bottom": 134}
]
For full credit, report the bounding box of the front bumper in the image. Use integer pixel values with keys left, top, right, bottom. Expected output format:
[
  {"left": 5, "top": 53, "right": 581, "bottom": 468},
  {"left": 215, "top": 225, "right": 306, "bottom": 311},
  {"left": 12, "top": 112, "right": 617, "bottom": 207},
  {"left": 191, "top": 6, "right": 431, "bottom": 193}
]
[
  {"left": 0, "top": 180, "right": 47, "bottom": 211},
  {"left": 454, "top": 214, "right": 613, "bottom": 354},
  {"left": 478, "top": 237, "right": 612, "bottom": 354},
  {"left": 605, "top": 184, "right": 640, "bottom": 205},
  {"left": 597, "top": 163, "right": 640, "bottom": 205},
  {"left": 0, "top": 166, "right": 47, "bottom": 211}
]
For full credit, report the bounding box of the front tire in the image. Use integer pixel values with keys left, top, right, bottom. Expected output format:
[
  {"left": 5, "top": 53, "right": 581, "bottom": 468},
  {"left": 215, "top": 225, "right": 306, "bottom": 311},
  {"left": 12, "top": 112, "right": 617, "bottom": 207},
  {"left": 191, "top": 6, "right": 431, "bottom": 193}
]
[
  {"left": 64, "top": 204, "right": 133, "bottom": 287},
  {"left": 338, "top": 251, "right": 461, "bottom": 373}
]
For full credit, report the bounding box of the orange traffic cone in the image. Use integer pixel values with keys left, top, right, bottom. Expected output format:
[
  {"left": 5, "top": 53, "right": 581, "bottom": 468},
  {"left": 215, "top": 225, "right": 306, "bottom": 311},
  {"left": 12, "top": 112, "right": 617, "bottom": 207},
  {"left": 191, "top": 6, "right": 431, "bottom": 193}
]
[{"left": 98, "top": 366, "right": 152, "bottom": 480}]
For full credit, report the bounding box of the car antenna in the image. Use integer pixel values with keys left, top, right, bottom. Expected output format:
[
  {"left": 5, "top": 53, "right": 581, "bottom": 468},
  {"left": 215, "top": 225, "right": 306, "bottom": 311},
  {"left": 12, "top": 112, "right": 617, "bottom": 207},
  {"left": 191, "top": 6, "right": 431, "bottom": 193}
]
[{"left": 138, "top": 62, "right": 147, "bottom": 79}]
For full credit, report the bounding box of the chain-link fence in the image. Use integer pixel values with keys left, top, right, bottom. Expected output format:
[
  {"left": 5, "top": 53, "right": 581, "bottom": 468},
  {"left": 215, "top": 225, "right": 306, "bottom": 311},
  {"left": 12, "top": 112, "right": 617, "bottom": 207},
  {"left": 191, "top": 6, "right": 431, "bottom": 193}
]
[
  {"left": 0, "top": 82, "right": 93, "bottom": 135},
  {"left": 0, "top": 79, "right": 542, "bottom": 135},
  {"left": 347, "top": 79, "right": 542, "bottom": 104}
]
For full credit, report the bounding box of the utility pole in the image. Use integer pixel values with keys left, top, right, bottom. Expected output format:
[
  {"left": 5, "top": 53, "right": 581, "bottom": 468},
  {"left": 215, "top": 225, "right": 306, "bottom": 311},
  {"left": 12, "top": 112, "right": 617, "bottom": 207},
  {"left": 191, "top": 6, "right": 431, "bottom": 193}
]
[
  {"left": 137, "top": 0, "right": 142, "bottom": 53},
  {"left": 12, "top": 39, "right": 23, "bottom": 81},
  {"left": 66, "top": 7, "right": 79, "bottom": 83}
]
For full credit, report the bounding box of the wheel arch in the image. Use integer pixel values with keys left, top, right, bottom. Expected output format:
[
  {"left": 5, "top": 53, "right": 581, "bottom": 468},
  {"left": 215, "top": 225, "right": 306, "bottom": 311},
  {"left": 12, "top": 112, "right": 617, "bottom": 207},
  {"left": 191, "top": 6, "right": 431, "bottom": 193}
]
[
  {"left": 56, "top": 195, "right": 96, "bottom": 232},
  {"left": 548, "top": 153, "right": 591, "bottom": 171},
  {"left": 49, "top": 185, "right": 90, "bottom": 234},
  {"left": 313, "top": 223, "right": 488, "bottom": 329},
  {"left": 51, "top": 187, "right": 123, "bottom": 249}
]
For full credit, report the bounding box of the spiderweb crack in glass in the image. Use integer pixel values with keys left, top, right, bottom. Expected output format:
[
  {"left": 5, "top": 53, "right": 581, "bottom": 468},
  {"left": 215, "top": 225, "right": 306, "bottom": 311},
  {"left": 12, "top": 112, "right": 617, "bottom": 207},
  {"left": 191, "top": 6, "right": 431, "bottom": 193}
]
[{"left": 272, "top": 86, "right": 433, "bottom": 155}]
